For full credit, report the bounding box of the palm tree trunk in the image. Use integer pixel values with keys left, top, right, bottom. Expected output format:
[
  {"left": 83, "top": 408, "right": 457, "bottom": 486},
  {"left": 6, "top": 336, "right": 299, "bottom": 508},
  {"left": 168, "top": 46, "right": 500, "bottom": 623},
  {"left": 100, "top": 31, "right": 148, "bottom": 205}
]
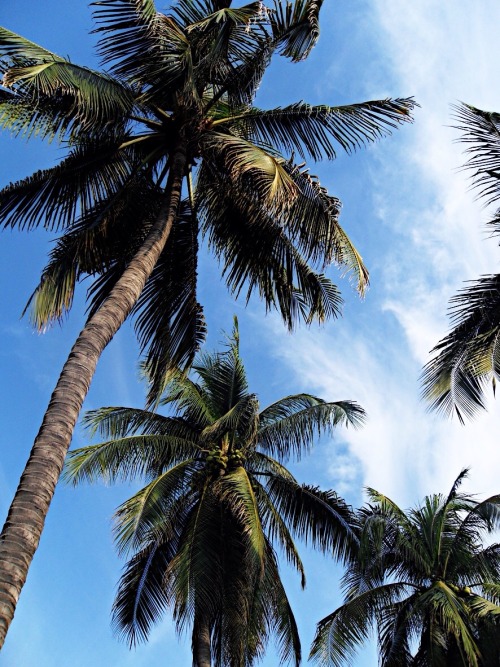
[
  {"left": 192, "top": 616, "right": 212, "bottom": 667},
  {"left": 0, "top": 143, "right": 188, "bottom": 649}
]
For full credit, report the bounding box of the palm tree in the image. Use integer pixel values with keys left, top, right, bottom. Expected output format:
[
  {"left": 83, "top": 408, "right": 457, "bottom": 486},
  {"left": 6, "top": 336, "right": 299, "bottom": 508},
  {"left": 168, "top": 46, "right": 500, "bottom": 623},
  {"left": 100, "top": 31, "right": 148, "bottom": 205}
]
[
  {"left": 0, "top": 0, "right": 416, "bottom": 644},
  {"left": 310, "top": 469, "right": 500, "bottom": 667},
  {"left": 64, "top": 319, "right": 364, "bottom": 665},
  {"left": 421, "top": 104, "right": 500, "bottom": 422}
]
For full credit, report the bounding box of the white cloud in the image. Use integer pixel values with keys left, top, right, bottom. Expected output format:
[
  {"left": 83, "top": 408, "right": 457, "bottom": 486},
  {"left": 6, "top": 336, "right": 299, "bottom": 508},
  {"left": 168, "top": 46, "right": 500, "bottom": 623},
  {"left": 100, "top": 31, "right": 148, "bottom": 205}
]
[{"left": 257, "top": 2, "right": 500, "bottom": 508}]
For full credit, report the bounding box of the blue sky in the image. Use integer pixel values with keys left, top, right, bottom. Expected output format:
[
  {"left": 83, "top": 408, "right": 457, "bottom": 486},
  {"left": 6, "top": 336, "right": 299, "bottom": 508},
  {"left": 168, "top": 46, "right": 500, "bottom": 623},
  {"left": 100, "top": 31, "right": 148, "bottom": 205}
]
[{"left": 1, "top": 1, "right": 500, "bottom": 665}]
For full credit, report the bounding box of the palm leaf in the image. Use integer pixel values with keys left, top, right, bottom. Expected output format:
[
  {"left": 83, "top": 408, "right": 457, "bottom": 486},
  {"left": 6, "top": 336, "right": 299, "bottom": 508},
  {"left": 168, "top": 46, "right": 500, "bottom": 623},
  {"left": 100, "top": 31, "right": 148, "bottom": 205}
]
[
  {"left": 0, "top": 135, "right": 142, "bottom": 231},
  {"left": 265, "top": 477, "right": 357, "bottom": 561},
  {"left": 421, "top": 273, "right": 500, "bottom": 421},
  {"left": 93, "top": 0, "right": 194, "bottom": 103},
  {"left": 258, "top": 396, "right": 365, "bottom": 460},
  {"left": 197, "top": 165, "right": 343, "bottom": 328},
  {"left": 214, "top": 466, "right": 266, "bottom": 567},
  {"left": 220, "top": 98, "right": 417, "bottom": 161},
  {"left": 310, "top": 582, "right": 409, "bottom": 667},
  {"left": 270, "top": 0, "right": 324, "bottom": 62},
  {"left": 252, "top": 477, "right": 306, "bottom": 587},
  {"left": 112, "top": 538, "right": 173, "bottom": 646},
  {"left": 113, "top": 461, "right": 195, "bottom": 554},
  {"left": 65, "top": 433, "right": 200, "bottom": 485},
  {"left": 452, "top": 103, "right": 500, "bottom": 211}
]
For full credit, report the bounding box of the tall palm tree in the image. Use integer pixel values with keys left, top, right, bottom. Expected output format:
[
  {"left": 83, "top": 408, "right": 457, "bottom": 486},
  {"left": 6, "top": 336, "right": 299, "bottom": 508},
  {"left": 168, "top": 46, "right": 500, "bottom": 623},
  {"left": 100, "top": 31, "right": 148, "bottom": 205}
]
[
  {"left": 0, "top": 0, "right": 416, "bottom": 644},
  {"left": 421, "top": 104, "right": 500, "bottom": 422},
  {"left": 310, "top": 469, "right": 500, "bottom": 667},
  {"left": 64, "top": 319, "right": 364, "bottom": 665}
]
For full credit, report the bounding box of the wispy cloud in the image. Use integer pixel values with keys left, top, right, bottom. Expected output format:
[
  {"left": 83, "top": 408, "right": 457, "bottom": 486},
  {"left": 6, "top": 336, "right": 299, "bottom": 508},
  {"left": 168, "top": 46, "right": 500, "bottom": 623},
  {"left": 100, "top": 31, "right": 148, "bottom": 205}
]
[{"left": 261, "top": 1, "right": 500, "bottom": 507}]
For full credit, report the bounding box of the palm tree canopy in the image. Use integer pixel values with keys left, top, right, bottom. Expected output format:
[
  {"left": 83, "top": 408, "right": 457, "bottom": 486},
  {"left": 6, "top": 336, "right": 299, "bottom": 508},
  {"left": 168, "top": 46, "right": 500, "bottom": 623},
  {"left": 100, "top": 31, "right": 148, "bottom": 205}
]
[
  {"left": 1, "top": 0, "right": 416, "bottom": 397},
  {"left": 422, "top": 104, "right": 500, "bottom": 421},
  {"left": 310, "top": 469, "right": 500, "bottom": 667},
  {"left": 65, "top": 318, "right": 365, "bottom": 665}
]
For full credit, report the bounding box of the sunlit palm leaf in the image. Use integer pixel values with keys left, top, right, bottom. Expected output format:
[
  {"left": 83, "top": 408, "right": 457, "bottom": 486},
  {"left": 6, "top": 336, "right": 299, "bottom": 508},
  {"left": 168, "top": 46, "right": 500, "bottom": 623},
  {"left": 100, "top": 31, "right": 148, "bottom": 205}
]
[
  {"left": 252, "top": 477, "right": 306, "bottom": 587},
  {"left": 259, "top": 396, "right": 365, "bottom": 460}
]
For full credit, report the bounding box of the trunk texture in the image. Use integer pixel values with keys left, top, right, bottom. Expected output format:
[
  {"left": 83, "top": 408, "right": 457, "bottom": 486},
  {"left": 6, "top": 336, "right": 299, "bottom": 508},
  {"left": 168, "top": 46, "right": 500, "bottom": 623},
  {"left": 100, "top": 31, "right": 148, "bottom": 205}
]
[
  {"left": 192, "top": 616, "right": 212, "bottom": 667},
  {"left": 0, "top": 145, "right": 188, "bottom": 649}
]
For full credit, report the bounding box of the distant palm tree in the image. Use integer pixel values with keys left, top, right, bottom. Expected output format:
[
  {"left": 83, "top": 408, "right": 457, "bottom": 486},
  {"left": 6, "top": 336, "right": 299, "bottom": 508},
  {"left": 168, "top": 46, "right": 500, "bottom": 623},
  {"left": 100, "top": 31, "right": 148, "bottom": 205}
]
[
  {"left": 310, "top": 469, "right": 500, "bottom": 667},
  {"left": 422, "top": 104, "right": 500, "bottom": 421},
  {"left": 65, "top": 319, "right": 364, "bottom": 665},
  {"left": 0, "top": 0, "right": 416, "bottom": 644}
]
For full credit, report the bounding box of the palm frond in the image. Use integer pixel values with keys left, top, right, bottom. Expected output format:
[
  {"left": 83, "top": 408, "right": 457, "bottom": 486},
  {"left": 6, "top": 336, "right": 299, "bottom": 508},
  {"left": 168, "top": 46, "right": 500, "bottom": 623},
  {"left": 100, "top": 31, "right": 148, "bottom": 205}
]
[
  {"left": 270, "top": 0, "right": 324, "bottom": 62},
  {"left": 310, "top": 582, "right": 408, "bottom": 667},
  {"left": 82, "top": 405, "right": 198, "bottom": 440},
  {"left": 24, "top": 180, "right": 164, "bottom": 328},
  {"left": 197, "top": 164, "right": 344, "bottom": 328},
  {"left": 0, "top": 135, "right": 141, "bottom": 231},
  {"left": 113, "top": 461, "right": 195, "bottom": 555},
  {"left": 265, "top": 477, "right": 357, "bottom": 561},
  {"left": 203, "top": 131, "right": 299, "bottom": 204},
  {"left": 112, "top": 538, "right": 174, "bottom": 646},
  {"left": 258, "top": 396, "right": 365, "bottom": 461},
  {"left": 222, "top": 98, "right": 416, "bottom": 161},
  {"left": 132, "top": 201, "right": 206, "bottom": 401},
  {"left": 252, "top": 477, "right": 306, "bottom": 587},
  {"left": 65, "top": 433, "right": 200, "bottom": 485},
  {"left": 215, "top": 467, "right": 266, "bottom": 566},
  {"left": 93, "top": 0, "right": 194, "bottom": 103},
  {"left": 421, "top": 273, "right": 500, "bottom": 420},
  {"left": 452, "top": 103, "right": 500, "bottom": 210}
]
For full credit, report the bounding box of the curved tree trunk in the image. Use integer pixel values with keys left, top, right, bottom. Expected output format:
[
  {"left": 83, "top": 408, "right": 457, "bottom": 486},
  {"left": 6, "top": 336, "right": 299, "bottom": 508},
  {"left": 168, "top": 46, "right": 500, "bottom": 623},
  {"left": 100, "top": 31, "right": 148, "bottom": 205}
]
[
  {"left": 192, "top": 615, "right": 212, "bottom": 667},
  {"left": 0, "top": 144, "right": 188, "bottom": 649}
]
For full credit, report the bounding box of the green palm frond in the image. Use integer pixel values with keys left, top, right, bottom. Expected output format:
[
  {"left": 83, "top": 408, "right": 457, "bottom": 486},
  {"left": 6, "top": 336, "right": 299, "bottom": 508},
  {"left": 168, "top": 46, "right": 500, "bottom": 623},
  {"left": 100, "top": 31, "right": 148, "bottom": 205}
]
[
  {"left": 279, "top": 160, "right": 369, "bottom": 291},
  {"left": 265, "top": 477, "right": 356, "bottom": 560},
  {"left": 262, "top": 544, "right": 302, "bottom": 667},
  {"left": 82, "top": 405, "right": 197, "bottom": 439},
  {"left": 421, "top": 273, "right": 500, "bottom": 421},
  {"left": 248, "top": 451, "right": 297, "bottom": 482},
  {"left": 222, "top": 98, "right": 416, "bottom": 161},
  {"left": 64, "top": 434, "right": 199, "bottom": 485},
  {"left": 168, "top": 486, "right": 225, "bottom": 629},
  {"left": 24, "top": 180, "right": 165, "bottom": 329},
  {"left": 452, "top": 103, "right": 500, "bottom": 210},
  {"left": 131, "top": 201, "right": 206, "bottom": 400},
  {"left": 215, "top": 466, "right": 266, "bottom": 565},
  {"left": 271, "top": 0, "right": 323, "bottom": 63},
  {"left": 418, "top": 582, "right": 479, "bottom": 667},
  {"left": 0, "top": 28, "right": 135, "bottom": 134},
  {"left": 93, "top": 0, "right": 196, "bottom": 105},
  {"left": 310, "top": 582, "right": 408, "bottom": 667},
  {"left": 192, "top": 327, "right": 249, "bottom": 415},
  {"left": 203, "top": 131, "right": 299, "bottom": 204},
  {"left": 252, "top": 477, "right": 306, "bottom": 587},
  {"left": 258, "top": 396, "right": 365, "bottom": 461},
  {"left": 113, "top": 461, "right": 195, "bottom": 555},
  {"left": 198, "top": 168, "right": 343, "bottom": 328}
]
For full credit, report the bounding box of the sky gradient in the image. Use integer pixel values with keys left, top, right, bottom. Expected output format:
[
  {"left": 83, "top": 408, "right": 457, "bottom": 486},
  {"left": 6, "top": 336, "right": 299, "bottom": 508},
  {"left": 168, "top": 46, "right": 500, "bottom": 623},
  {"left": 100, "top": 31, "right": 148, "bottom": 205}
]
[{"left": 1, "top": 2, "right": 500, "bottom": 665}]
